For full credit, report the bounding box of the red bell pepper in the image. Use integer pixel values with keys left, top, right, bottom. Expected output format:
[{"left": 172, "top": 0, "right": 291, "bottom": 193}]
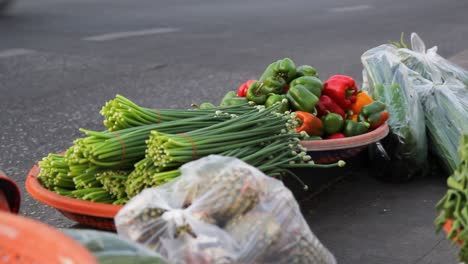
[
  {"left": 295, "top": 111, "right": 323, "bottom": 137},
  {"left": 322, "top": 75, "right": 358, "bottom": 110},
  {"left": 316, "top": 95, "right": 346, "bottom": 119},
  {"left": 325, "top": 133, "right": 345, "bottom": 140},
  {"left": 237, "top": 79, "right": 256, "bottom": 97}
]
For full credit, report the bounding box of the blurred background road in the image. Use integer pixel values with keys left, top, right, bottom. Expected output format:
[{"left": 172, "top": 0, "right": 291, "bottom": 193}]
[{"left": 1, "top": 0, "right": 467, "bottom": 263}]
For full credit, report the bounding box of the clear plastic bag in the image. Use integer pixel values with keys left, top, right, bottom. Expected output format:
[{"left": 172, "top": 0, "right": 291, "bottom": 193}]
[
  {"left": 395, "top": 33, "right": 468, "bottom": 172},
  {"left": 361, "top": 43, "right": 428, "bottom": 180},
  {"left": 115, "top": 155, "right": 336, "bottom": 264},
  {"left": 62, "top": 229, "right": 169, "bottom": 264},
  {"left": 398, "top": 33, "right": 468, "bottom": 86}
]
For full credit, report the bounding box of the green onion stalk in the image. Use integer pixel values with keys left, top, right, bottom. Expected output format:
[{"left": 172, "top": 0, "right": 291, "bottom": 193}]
[
  {"left": 96, "top": 170, "right": 130, "bottom": 200},
  {"left": 65, "top": 140, "right": 103, "bottom": 189},
  {"left": 38, "top": 154, "right": 73, "bottom": 192},
  {"left": 146, "top": 103, "right": 296, "bottom": 169},
  {"left": 76, "top": 113, "right": 236, "bottom": 169},
  {"left": 100, "top": 94, "right": 253, "bottom": 131},
  {"left": 125, "top": 157, "right": 181, "bottom": 198},
  {"left": 71, "top": 187, "right": 115, "bottom": 204},
  {"left": 57, "top": 113, "right": 234, "bottom": 191}
]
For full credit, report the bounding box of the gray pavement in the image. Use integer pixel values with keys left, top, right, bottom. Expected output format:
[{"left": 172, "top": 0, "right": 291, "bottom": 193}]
[{"left": 1, "top": 0, "right": 468, "bottom": 262}]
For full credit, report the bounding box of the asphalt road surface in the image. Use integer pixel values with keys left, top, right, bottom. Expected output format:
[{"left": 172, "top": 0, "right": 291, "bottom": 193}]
[{"left": 1, "top": 0, "right": 467, "bottom": 263}]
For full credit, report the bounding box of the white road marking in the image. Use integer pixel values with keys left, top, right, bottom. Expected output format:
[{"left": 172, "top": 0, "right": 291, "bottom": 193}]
[
  {"left": 329, "top": 4, "right": 372, "bottom": 12},
  {"left": 0, "top": 49, "right": 35, "bottom": 58},
  {"left": 83, "top": 27, "right": 180, "bottom": 42}
]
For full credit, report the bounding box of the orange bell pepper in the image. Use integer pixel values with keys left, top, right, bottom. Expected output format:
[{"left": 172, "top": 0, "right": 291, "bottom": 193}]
[
  {"left": 295, "top": 111, "right": 323, "bottom": 137},
  {"left": 349, "top": 114, "right": 358, "bottom": 121},
  {"left": 350, "top": 92, "right": 373, "bottom": 115}
]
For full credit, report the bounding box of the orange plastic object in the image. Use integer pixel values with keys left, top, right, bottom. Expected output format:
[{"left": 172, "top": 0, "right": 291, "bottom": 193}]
[
  {"left": 443, "top": 219, "right": 463, "bottom": 245},
  {"left": 0, "top": 191, "right": 9, "bottom": 212},
  {"left": 26, "top": 164, "right": 123, "bottom": 231},
  {"left": 0, "top": 171, "right": 21, "bottom": 214},
  {"left": 0, "top": 211, "right": 98, "bottom": 263}
]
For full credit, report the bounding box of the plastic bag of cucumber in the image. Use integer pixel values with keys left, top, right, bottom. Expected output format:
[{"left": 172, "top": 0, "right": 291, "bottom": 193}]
[{"left": 116, "top": 155, "right": 336, "bottom": 264}]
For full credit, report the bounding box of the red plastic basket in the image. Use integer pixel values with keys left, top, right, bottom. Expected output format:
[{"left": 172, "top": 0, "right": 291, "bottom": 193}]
[
  {"left": 0, "top": 211, "right": 98, "bottom": 263},
  {"left": 26, "top": 165, "right": 123, "bottom": 231},
  {"left": 0, "top": 171, "right": 20, "bottom": 214},
  {"left": 300, "top": 122, "right": 389, "bottom": 163},
  {"left": 0, "top": 191, "right": 9, "bottom": 212}
]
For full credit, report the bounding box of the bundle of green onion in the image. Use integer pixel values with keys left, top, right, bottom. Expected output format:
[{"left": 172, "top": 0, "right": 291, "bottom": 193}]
[
  {"left": 101, "top": 94, "right": 252, "bottom": 131},
  {"left": 145, "top": 105, "right": 296, "bottom": 170},
  {"left": 38, "top": 154, "right": 73, "bottom": 193},
  {"left": 38, "top": 96, "right": 255, "bottom": 204},
  {"left": 96, "top": 170, "right": 129, "bottom": 201},
  {"left": 38, "top": 95, "right": 345, "bottom": 205}
]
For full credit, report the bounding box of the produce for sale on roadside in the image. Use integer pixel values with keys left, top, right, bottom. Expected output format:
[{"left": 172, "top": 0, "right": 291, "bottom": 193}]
[
  {"left": 362, "top": 43, "right": 428, "bottom": 182},
  {"left": 37, "top": 94, "right": 345, "bottom": 205},
  {"left": 36, "top": 57, "right": 390, "bottom": 205},
  {"left": 38, "top": 98, "right": 257, "bottom": 202},
  {"left": 39, "top": 99, "right": 247, "bottom": 202},
  {"left": 363, "top": 33, "right": 468, "bottom": 182},
  {"left": 435, "top": 134, "right": 468, "bottom": 262},
  {"left": 394, "top": 33, "right": 468, "bottom": 173},
  {"left": 232, "top": 58, "right": 389, "bottom": 140},
  {"left": 126, "top": 101, "right": 345, "bottom": 198},
  {"left": 115, "top": 155, "right": 337, "bottom": 264}
]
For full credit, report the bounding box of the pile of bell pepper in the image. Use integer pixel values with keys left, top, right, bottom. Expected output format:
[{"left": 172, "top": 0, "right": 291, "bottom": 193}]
[{"left": 219, "top": 58, "right": 389, "bottom": 140}]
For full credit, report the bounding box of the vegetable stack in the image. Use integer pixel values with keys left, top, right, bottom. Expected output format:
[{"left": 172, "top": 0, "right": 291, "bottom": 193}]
[
  {"left": 230, "top": 58, "right": 389, "bottom": 141},
  {"left": 38, "top": 96, "right": 254, "bottom": 204},
  {"left": 37, "top": 58, "right": 390, "bottom": 206},
  {"left": 37, "top": 93, "right": 345, "bottom": 205}
]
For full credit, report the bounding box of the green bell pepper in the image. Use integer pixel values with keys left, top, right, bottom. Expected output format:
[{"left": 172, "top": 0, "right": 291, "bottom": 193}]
[
  {"left": 295, "top": 65, "right": 319, "bottom": 78},
  {"left": 220, "top": 91, "right": 248, "bottom": 107},
  {"left": 246, "top": 81, "right": 268, "bottom": 105},
  {"left": 343, "top": 120, "right": 370, "bottom": 137},
  {"left": 259, "top": 58, "right": 297, "bottom": 83},
  {"left": 199, "top": 102, "right": 215, "bottom": 109},
  {"left": 361, "top": 101, "right": 386, "bottom": 117},
  {"left": 265, "top": 94, "right": 289, "bottom": 113},
  {"left": 220, "top": 97, "right": 248, "bottom": 107},
  {"left": 321, "top": 112, "right": 344, "bottom": 135},
  {"left": 219, "top": 91, "right": 235, "bottom": 105},
  {"left": 358, "top": 100, "right": 389, "bottom": 129},
  {"left": 260, "top": 76, "right": 286, "bottom": 95},
  {"left": 286, "top": 85, "right": 319, "bottom": 113},
  {"left": 290, "top": 76, "right": 323, "bottom": 97},
  {"left": 304, "top": 136, "right": 323, "bottom": 141}
]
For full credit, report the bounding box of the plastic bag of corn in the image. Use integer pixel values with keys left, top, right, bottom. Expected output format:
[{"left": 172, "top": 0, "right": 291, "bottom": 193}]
[{"left": 115, "top": 155, "right": 336, "bottom": 264}]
